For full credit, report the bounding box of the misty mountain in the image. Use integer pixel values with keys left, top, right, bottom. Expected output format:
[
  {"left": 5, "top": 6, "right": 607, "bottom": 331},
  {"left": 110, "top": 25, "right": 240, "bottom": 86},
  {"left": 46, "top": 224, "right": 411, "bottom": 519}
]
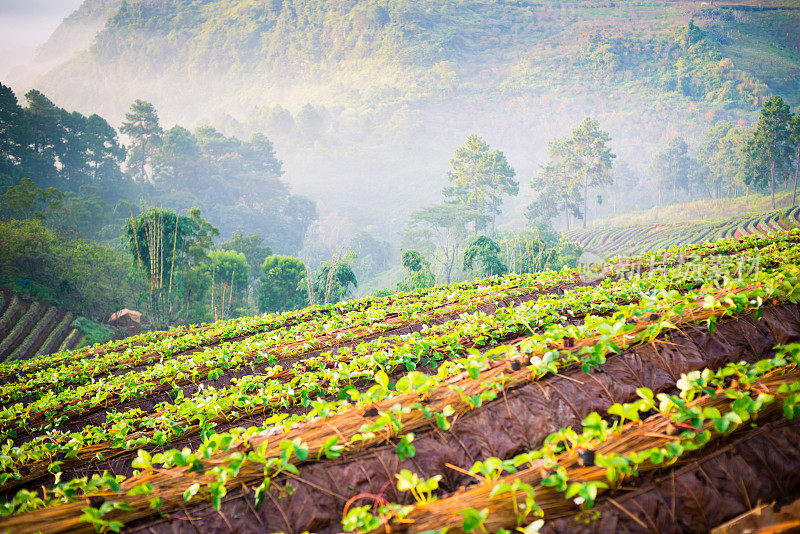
[{"left": 9, "top": 0, "right": 800, "bottom": 240}]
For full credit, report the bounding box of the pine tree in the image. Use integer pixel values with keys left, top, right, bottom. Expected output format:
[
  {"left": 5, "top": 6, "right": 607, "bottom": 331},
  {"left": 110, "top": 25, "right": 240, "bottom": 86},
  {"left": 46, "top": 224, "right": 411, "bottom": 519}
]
[
  {"left": 568, "top": 118, "right": 615, "bottom": 228},
  {"left": 528, "top": 138, "right": 582, "bottom": 231},
  {"left": 120, "top": 99, "right": 163, "bottom": 182},
  {"left": 743, "top": 95, "right": 793, "bottom": 209},
  {"left": 444, "top": 134, "right": 517, "bottom": 235}
]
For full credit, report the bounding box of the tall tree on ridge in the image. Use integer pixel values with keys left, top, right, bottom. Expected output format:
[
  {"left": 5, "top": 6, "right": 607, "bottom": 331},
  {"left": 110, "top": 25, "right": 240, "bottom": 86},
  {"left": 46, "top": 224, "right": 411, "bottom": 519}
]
[
  {"left": 528, "top": 137, "right": 583, "bottom": 231},
  {"left": 650, "top": 137, "right": 693, "bottom": 205},
  {"left": 568, "top": 117, "right": 615, "bottom": 228},
  {"left": 484, "top": 148, "right": 518, "bottom": 235},
  {"left": 743, "top": 95, "right": 793, "bottom": 209},
  {"left": 444, "top": 134, "right": 517, "bottom": 235},
  {"left": 84, "top": 114, "right": 126, "bottom": 185},
  {"left": 121, "top": 99, "right": 163, "bottom": 182},
  {"left": 790, "top": 113, "right": 800, "bottom": 206},
  {"left": 0, "top": 83, "right": 28, "bottom": 184}
]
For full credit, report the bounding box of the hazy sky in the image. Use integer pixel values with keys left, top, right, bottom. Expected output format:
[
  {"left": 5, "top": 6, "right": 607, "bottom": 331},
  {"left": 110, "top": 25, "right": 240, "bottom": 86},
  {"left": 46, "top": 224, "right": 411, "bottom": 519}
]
[{"left": 0, "top": 0, "right": 84, "bottom": 79}]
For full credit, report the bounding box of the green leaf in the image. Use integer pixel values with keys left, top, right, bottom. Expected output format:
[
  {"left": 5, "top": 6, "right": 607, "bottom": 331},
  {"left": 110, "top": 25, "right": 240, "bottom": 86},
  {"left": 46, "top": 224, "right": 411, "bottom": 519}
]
[
  {"left": 183, "top": 483, "right": 200, "bottom": 502},
  {"left": 375, "top": 370, "right": 389, "bottom": 389},
  {"left": 459, "top": 507, "right": 488, "bottom": 533}
]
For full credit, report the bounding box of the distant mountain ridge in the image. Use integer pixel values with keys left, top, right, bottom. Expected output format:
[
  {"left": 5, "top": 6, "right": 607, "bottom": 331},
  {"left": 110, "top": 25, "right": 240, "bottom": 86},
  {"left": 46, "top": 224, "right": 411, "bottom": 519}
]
[
  {"left": 7, "top": 1, "right": 800, "bottom": 237},
  {"left": 20, "top": 0, "right": 800, "bottom": 122}
]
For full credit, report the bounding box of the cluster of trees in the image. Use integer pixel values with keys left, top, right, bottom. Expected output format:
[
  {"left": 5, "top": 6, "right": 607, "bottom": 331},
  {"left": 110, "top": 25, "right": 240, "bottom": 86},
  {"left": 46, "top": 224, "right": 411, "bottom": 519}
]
[
  {"left": 119, "top": 99, "right": 316, "bottom": 252},
  {"left": 649, "top": 96, "right": 800, "bottom": 209},
  {"left": 0, "top": 84, "right": 316, "bottom": 253},
  {"left": 122, "top": 207, "right": 359, "bottom": 325},
  {"left": 402, "top": 134, "right": 582, "bottom": 287},
  {"left": 0, "top": 218, "right": 133, "bottom": 319},
  {"left": 0, "top": 82, "right": 325, "bottom": 327},
  {"left": 0, "top": 86, "right": 128, "bottom": 198},
  {"left": 403, "top": 134, "right": 517, "bottom": 284},
  {"left": 742, "top": 96, "right": 800, "bottom": 208},
  {"left": 576, "top": 20, "right": 770, "bottom": 108},
  {"left": 528, "top": 118, "right": 615, "bottom": 230}
]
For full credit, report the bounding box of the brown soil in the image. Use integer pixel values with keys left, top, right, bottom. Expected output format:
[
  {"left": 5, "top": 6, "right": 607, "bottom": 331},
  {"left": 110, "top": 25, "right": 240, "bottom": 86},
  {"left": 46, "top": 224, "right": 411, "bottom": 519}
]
[
  {"left": 541, "top": 419, "right": 800, "bottom": 533},
  {"left": 127, "top": 302, "right": 800, "bottom": 534}
]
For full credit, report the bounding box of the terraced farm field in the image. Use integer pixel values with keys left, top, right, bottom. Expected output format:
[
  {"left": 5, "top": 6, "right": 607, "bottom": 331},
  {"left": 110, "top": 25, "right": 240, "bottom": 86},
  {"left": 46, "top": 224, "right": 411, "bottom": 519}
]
[
  {"left": 568, "top": 205, "right": 800, "bottom": 259},
  {"left": 0, "top": 290, "right": 83, "bottom": 363},
  {"left": 2, "top": 230, "right": 800, "bottom": 533}
]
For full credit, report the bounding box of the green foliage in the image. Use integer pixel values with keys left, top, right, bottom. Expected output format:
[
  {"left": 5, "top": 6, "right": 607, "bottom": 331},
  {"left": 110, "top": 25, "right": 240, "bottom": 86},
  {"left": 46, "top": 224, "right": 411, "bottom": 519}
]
[
  {"left": 124, "top": 207, "right": 219, "bottom": 327},
  {"left": 402, "top": 250, "right": 424, "bottom": 273},
  {"left": 307, "top": 258, "right": 358, "bottom": 305},
  {"left": 120, "top": 100, "right": 163, "bottom": 183},
  {"left": 404, "top": 203, "right": 471, "bottom": 284},
  {"left": 699, "top": 121, "right": 753, "bottom": 199},
  {"left": 463, "top": 236, "right": 507, "bottom": 277},
  {"left": 219, "top": 232, "right": 273, "bottom": 279},
  {"left": 667, "top": 20, "right": 769, "bottom": 106},
  {"left": 0, "top": 83, "right": 129, "bottom": 202},
  {"left": 72, "top": 317, "right": 116, "bottom": 349},
  {"left": 207, "top": 249, "right": 250, "bottom": 319},
  {"left": 444, "top": 134, "right": 518, "bottom": 235},
  {"left": 396, "top": 250, "right": 435, "bottom": 292},
  {"left": 0, "top": 219, "right": 134, "bottom": 318},
  {"left": 258, "top": 255, "right": 308, "bottom": 313},
  {"left": 650, "top": 136, "right": 699, "bottom": 204},
  {"left": 149, "top": 116, "right": 315, "bottom": 253},
  {"left": 0, "top": 178, "right": 62, "bottom": 222},
  {"left": 528, "top": 137, "right": 583, "bottom": 230},
  {"left": 529, "top": 118, "right": 614, "bottom": 230},
  {"left": 569, "top": 118, "right": 615, "bottom": 228},
  {"left": 395, "top": 469, "right": 441, "bottom": 504},
  {"left": 498, "top": 226, "right": 583, "bottom": 274},
  {"left": 743, "top": 95, "right": 795, "bottom": 208}
]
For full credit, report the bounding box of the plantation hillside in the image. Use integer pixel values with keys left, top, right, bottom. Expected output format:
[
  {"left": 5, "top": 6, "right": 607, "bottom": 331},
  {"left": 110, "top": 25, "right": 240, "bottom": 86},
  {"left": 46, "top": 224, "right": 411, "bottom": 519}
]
[
  {"left": 568, "top": 204, "right": 800, "bottom": 258},
  {"left": 1, "top": 229, "right": 800, "bottom": 532},
  {"left": 0, "top": 289, "right": 85, "bottom": 362},
  {"left": 8, "top": 0, "right": 800, "bottom": 235}
]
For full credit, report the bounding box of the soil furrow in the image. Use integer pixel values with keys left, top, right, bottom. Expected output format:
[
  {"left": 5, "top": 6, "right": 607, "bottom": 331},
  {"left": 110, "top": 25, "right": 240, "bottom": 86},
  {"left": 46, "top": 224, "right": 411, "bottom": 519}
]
[{"left": 125, "top": 302, "right": 800, "bottom": 534}]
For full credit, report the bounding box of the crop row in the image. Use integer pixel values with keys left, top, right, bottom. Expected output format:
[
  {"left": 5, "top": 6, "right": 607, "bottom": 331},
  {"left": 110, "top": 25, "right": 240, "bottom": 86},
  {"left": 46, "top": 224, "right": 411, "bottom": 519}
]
[
  {"left": 0, "top": 272, "right": 560, "bottom": 412},
  {"left": 34, "top": 312, "right": 76, "bottom": 358},
  {"left": 6, "top": 224, "right": 793, "bottom": 414},
  {"left": 6, "top": 308, "right": 61, "bottom": 362},
  {"left": 0, "top": 303, "right": 42, "bottom": 362},
  {"left": 370, "top": 344, "right": 800, "bottom": 533},
  {"left": 0, "top": 272, "right": 524, "bottom": 381},
  {"left": 568, "top": 206, "right": 800, "bottom": 259}
]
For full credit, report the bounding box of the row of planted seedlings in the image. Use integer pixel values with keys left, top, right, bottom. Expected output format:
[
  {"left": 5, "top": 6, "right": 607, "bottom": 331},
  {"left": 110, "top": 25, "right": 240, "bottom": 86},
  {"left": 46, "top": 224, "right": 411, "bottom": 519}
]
[
  {"left": 0, "top": 268, "right": 601, "bottom": 491},
  {"left": 0, "top": 275, "right": 495, "bottom": 390},
  {"left": 0, "top": 267, "right": 562, "bottom": 412},
  {"left": 3, "top": 225, "right": 790, "bottom": 405},
  {"left": 161, "top": 256, "right": 800, "bottom": 534},
  {"left": 1, "top": 233, "right": 799, "bottom": 532},
  {"left": 0, "top": 268, "right": 587, "bottom": 488},
  {"left": 367, "top": 344, "right": 800, "bottom": 533},
  {"left": 1, "top": 232, "right": 793, "bottom": 496},
  {"left": 0, "top": 267, "right": 538, "bottom": 385}
]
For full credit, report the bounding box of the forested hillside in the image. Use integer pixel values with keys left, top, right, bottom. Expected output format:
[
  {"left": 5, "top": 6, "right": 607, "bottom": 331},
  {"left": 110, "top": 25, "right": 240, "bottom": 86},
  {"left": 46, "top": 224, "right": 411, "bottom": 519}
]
[{"left": 12, "top": 0, "right": 800, "bottom": 236}]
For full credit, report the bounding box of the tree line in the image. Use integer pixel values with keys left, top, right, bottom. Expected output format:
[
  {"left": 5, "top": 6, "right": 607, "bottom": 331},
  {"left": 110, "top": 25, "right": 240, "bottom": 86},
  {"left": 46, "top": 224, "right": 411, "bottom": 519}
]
[
  {"left": 649, "top": 96, "right": 800, "bottom": 210},
  {"left": 0, "top": 84, "right": 316, "bottom": 252}
]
